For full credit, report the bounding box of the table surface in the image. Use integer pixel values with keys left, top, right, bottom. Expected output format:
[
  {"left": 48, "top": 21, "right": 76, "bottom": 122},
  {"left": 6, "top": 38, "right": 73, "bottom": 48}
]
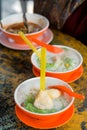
[{"left": 0, "top": 29, "right": 87, "bottom": 130}]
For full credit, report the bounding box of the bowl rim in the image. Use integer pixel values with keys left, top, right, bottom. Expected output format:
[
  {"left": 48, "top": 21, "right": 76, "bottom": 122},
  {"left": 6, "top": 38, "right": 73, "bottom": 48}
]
[
  {"left": 14, "top": 77, "right": 74, "bottom": 116},
  {"left": 31, "top": 45, "right": 83, "bottom": 74},
  {"left": 0, "top": 13, "right": 49, "bottom": 36}
]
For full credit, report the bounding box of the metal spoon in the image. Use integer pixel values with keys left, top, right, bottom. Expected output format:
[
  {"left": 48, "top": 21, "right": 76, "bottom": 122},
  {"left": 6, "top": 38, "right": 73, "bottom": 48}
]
[
  {"left": 20, "top": 0, "right": 29, "bottom": 33},
  {"left": 0, "top": 21, "right": 3, "bottom": 28}
]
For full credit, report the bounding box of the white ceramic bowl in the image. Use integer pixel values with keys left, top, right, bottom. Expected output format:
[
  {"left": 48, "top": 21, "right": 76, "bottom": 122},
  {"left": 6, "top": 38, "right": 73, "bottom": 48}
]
[
  {"left": 14, "top": 77, "right": 74, "bottom": 120},
  {"left": 31, "top": 45, "right": 83, "bottom": 82}
]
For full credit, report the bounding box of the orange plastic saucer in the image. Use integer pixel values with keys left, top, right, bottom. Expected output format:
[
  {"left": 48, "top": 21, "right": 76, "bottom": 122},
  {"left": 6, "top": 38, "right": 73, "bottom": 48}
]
[
  {"left": 15, "top": 105, "right": 74, "bottom": 129},
  {"left": 32, "top": 65, "right": 83, "bottom": 83}
]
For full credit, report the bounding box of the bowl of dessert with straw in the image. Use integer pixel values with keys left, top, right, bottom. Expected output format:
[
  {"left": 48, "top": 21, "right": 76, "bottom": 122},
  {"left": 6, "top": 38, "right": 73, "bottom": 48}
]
[{"left": 31, "top": 45, "right": 83, "bottom": 83}]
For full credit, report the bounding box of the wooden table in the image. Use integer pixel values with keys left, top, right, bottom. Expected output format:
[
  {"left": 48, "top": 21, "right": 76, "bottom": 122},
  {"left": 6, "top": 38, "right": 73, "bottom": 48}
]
[{"left": 0, "top": 29, "right": 87, "bottom": 130}]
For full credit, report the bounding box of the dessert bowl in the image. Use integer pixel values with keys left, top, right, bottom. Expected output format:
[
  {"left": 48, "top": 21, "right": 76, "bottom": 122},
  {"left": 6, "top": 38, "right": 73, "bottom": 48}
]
[
  {"left": 14, "top": 77, "right": 74, "bottom": 120},
  {"left": 31, "top": 45, "right": 83, "bottom": 82}
]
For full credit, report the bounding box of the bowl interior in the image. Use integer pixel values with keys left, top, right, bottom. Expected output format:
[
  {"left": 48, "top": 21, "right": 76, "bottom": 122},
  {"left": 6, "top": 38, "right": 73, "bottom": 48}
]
[
  {"left": 31, "top": 45, "right": 83, "bottom": 74},
  {"left": 14, "top": 77, "right": 74, "bottom": 116},
  {"left": 0, "top": 13, "right": 49, "bottom": 35}
]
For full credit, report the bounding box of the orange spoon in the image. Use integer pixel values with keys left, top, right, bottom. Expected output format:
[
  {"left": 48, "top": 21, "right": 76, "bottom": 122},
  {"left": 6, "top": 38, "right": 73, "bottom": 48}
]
[
  {"left": 29, "top": 37, "right": 64, "bottom": 54},
  {"left": 49, "top": 85, "right": 85, "bottom": 100}
]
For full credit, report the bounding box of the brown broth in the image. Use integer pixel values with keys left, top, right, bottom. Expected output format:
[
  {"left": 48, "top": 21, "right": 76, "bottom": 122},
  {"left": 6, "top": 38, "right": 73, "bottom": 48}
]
[{"left": 4, "top": 22, "right": 42, "bottom": 34}]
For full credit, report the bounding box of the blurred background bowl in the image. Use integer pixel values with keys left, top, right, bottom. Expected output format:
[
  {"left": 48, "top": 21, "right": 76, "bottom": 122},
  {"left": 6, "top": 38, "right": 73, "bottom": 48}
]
[{"left": 0, "top": 13, "right": 49, "bottom": 44}]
